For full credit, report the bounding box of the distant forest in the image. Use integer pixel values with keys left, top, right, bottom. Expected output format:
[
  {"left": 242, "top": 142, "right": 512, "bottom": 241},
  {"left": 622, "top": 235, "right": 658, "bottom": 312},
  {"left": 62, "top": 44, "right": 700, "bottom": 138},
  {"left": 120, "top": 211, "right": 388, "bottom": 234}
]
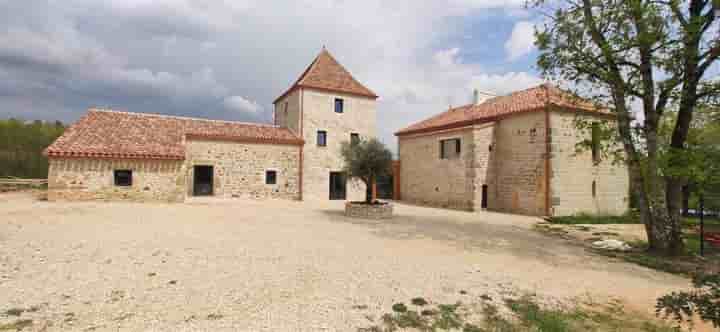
[{"left": 0, "top": 119, "right": 65, "bottom": 178}]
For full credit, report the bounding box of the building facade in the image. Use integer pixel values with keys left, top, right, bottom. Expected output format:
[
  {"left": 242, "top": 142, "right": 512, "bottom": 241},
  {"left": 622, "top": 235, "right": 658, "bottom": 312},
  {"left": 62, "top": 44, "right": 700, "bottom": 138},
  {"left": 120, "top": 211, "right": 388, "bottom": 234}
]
[
  {"left": 395, "top": 84, "right": 629, "bottom": 217},
  {"left": 45, "top": 49, "right": 377, "bottom": 203}
]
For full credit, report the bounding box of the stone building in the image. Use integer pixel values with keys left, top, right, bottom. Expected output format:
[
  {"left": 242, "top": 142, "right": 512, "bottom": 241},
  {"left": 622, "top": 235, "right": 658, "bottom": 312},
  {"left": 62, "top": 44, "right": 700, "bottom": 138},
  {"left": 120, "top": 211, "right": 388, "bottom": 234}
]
[
  {"left": 395, "top": 84, "right": 629, "bottom": 216},
  {"left": 44, "top": 49, "right": 377, "bottom": 202}
]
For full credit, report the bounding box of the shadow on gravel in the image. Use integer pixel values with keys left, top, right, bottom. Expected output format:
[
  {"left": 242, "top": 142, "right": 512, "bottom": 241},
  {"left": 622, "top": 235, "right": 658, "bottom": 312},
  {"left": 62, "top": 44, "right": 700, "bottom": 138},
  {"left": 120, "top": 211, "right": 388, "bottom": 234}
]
[{"left": 318, "top": 208, "right": 585, "bottom": 264}]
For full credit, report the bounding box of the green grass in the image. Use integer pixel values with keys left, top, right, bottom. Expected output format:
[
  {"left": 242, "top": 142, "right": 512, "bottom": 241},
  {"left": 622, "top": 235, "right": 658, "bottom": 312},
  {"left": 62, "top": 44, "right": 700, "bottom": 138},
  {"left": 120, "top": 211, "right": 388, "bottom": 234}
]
[
  {"left": 683, "top": 216, "right": 720, "bottom": 228},
  {"left": 0, "top": 319, "right": 32, "bottom": 331},
  {"left": 549, "top": 213, "right": 639, "bottom": 225},
  {"left": 358, "top": 295, "right": 677, "bottom": 332}
]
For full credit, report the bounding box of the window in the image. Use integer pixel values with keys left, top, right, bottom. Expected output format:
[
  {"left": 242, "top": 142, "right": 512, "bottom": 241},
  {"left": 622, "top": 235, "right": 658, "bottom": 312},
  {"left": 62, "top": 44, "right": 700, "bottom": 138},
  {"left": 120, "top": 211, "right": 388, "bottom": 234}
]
[
  {"left": 114, "top": 170, "right": 132, "bottom": 186},
  {"left": 439, "top": 138, "right": 461, "bottom": 159},
  {"left": 317, "top": 130, "right": 327, "bottom": 146},
  {"left": 350, "top": 133, "right": 360, "bottom": 145},
  {"left": 284, "top": 102, "right": 288, "bottom": 115},
  {"left": 591, "top": 122, "right": 600, "bottom": 164},
  {"left": 592, "top": 180, "right": 597, "bottom": 198},
  {"left": 334, "top": 98, "right": 344, "bottom": 113},
  {"left": 266, "top": 170, "right": 277, "bottom": 185}
]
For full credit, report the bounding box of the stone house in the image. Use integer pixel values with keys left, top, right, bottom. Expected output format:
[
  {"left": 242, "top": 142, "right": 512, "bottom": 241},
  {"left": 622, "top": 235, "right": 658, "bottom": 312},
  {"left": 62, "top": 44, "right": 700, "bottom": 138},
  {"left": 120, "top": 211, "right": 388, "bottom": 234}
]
[
  {"left": 394, "top": 84, "right": 629, "bottom": 216},
  {"left": 44, "top": 49, "right": 377, "bottom": 202}
]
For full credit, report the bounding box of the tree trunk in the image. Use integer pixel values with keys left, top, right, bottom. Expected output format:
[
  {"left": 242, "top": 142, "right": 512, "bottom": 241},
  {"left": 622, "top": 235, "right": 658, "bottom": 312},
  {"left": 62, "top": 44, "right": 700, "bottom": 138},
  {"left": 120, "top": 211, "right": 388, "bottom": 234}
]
[
  {"left": 682, "top": 185, "right": 690, "bottom": 217},
  {"left": 365, "top": 176, "right": 373, "bottom": 204},
  {"left": 665, "top": 178, "right": 687, "bottom": 255}
]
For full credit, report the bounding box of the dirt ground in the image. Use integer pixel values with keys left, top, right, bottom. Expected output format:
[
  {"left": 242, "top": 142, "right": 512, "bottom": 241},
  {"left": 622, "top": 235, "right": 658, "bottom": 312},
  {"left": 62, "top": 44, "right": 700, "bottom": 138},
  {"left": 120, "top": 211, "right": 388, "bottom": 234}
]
[{"left": 0, "top": 192, "right": 693, "bottom": 331}]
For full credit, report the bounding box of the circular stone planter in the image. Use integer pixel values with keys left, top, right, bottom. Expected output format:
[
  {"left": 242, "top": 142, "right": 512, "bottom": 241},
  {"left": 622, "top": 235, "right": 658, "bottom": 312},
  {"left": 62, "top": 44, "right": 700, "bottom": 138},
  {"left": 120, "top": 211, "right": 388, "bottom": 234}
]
[{"left": 345, "top": 201, "right": 393, "bottom": 219}]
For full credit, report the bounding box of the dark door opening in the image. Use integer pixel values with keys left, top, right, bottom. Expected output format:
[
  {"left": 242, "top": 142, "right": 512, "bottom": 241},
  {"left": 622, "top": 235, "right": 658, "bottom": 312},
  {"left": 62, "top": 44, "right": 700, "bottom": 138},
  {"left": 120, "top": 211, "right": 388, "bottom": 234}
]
[
  {"left": 329, "top": 172, "right": 347, "bottom": 200},
  {"left": 376, "top": 174, "right": 393, "bottom": 199},
  {"left": 481, "top": 184, "right": 488, "bottom": 209},
  {"left": 193, "top": 165, "right": 214, "bottom": 196}
]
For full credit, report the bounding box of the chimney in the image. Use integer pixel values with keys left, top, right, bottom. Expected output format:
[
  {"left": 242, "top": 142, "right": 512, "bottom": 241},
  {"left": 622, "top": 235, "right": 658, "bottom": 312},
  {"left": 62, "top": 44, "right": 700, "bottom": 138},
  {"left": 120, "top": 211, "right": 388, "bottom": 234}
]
[{"left": 472, "top": 89, "right": 496, "bottom": 105}]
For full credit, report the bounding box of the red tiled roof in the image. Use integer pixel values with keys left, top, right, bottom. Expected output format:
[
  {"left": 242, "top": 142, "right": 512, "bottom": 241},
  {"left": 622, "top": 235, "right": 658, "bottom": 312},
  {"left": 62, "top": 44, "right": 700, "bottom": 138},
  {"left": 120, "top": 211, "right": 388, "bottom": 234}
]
[
  {"left": 274, "top": 48, "right": 377, "bottom": 103},
  {"left": 44, "top": 109, "right": 303, "bottom": 160},
  {"left": 395, "top": 84, "right": 611, "bottom": 136}
]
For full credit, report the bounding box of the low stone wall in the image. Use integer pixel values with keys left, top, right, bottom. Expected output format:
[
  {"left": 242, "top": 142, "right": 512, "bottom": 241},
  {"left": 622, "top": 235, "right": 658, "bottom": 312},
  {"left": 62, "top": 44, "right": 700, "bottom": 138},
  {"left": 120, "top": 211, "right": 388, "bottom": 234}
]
[
  {"left": 345, "top": 202, "right": 393, "bottom": 219},
  {"left": 47, "top": 158, "right": 186, "bottom": 203}
]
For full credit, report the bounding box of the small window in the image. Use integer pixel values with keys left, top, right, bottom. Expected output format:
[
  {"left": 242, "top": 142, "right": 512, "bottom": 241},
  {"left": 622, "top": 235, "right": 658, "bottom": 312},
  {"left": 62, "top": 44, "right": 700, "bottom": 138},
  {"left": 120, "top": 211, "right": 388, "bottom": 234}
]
[
  {"left": 114, "top": 170, "right": 132, "bottom": 186},
  {"left": 591, "top": 123, "right": 600, "bottom": 164},
  {"left": 317, "top": 130, "right": 327, "bottom": 146},
  {"left": 592, "top": 180, "right": 597, "bottom": 198},
  {"left": 266, "top": 170, "right": 277, "bottom": 185},
  {"left": 284, "top": 102, "right": 288, "bottom": 115},
  {"left": 439, "top": 138, "right": 461, "bottom": 159},
  {"left": 334, "top": 98, "right": 344, "bottom": 113},
  {"left": 350, "top": 133, "right": 360, "bottom": 145}
]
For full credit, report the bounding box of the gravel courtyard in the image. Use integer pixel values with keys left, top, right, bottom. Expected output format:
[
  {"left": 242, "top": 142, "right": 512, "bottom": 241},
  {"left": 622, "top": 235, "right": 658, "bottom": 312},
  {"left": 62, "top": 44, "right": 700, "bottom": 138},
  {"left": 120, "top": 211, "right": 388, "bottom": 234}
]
[{"left": 0, "top": 192, "right": 689, "bottom": 331}]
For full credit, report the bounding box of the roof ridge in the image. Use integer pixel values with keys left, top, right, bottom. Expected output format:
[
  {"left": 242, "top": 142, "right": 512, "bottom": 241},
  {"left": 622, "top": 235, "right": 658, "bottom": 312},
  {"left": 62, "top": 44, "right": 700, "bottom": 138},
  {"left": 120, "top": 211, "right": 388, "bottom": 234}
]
[{"left": 88, "top": 108, "right": 280, "bottom": 128}]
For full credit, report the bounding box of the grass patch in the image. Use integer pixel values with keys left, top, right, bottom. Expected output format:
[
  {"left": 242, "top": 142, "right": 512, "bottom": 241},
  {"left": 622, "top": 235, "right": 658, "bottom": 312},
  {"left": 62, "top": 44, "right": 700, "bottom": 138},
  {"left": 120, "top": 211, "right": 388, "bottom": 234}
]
[
  {"left": 549, "top": 213, "right": 639, "bottom": 225},
  {"left": 358, "top": 295, "right": 676, "bottom": 332},
  {"left": 411, "top": 297, "right": 429, "bottom": 306},
  {"left": 0, "top": 319, "right": 33, "bottom": 331},
  {"left": 2, "top": 309, "right": 24, "bottom": 317},
  {"left": 391, "top": 303, "right": 407, "bottom": 313}
]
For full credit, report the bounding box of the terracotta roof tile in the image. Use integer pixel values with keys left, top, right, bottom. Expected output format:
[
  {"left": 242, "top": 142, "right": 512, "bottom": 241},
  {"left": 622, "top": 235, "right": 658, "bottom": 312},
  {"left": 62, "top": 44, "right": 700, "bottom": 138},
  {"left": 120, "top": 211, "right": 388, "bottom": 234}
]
[
  {"left": 395, "top": 84, "right": 611, "bottom": 136},
  {"left": 45, "top": 109, "right": 303, "bottom": 160},
  {"left": 274, "top": 48, "right": 377, "bottom": 103}
]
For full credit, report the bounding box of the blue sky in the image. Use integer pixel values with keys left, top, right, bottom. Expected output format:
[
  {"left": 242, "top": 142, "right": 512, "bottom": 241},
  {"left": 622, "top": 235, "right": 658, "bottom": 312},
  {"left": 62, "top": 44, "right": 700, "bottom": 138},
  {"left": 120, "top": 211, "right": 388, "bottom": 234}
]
[{"left": 0, "top": 0, "right": 546, "bottom": 150}]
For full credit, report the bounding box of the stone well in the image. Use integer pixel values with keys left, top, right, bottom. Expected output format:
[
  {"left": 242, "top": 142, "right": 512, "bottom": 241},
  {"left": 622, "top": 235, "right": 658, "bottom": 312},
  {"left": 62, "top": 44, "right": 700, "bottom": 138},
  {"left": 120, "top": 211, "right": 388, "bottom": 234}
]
[{"left": 344, "top": 201, "right": 393, "bottom": 219}]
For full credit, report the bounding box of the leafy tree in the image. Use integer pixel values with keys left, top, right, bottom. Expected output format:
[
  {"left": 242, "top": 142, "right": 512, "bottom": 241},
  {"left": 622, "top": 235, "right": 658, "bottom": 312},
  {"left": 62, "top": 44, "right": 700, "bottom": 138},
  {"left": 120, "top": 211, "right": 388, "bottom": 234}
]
[
  {"left": 533, "top": 0, "right": 720, "bottom": 255},
  {"left": 660, "top": 105, "right": 720, "bottom": 213},
  {"left": 0, "top": 119, "right": 65, "bottom": 178},
  {"left": 656, "top": 273, "right": 720, "bottom": 328},
  {"left": 340, "top": 138, "right": 393, "bottom": 204}
]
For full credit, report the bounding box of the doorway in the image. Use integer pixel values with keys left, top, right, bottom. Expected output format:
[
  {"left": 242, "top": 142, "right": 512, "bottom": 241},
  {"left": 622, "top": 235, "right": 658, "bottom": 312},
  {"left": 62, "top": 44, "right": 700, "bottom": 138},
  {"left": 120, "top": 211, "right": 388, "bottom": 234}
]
[
  {"left": 481, "top": 184, "right": 488, "bottom": 209},
  {"left": 193, "top": 165, "right": 214, "bottom": 196},
  {"left": 329, "top": 172, "right": 347, "bottom": 200}
]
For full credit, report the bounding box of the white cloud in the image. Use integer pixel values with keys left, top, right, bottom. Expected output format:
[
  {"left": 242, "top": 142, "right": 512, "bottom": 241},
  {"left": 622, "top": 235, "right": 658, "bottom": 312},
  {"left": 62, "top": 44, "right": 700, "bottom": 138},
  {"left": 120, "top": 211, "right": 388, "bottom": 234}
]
[
  {"left": 223, "top": 96, "right": 262, "bottom": 114},
  {"left": 0, "top": 0, "right": 542, "bottom": 150},
  {"left": 505, "top": 21, "right": 536, "bottom": 60}
]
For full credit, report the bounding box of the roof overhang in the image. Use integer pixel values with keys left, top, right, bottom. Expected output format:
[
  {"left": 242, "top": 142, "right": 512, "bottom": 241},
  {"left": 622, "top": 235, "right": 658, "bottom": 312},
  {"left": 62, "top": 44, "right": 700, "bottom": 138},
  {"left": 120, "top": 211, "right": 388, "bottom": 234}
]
[
  {"left": 273, "top": 84, "right": 378, "bottom": 105},
  {"left": 395, "top": 105, "right": 616, "bottom": 137}
]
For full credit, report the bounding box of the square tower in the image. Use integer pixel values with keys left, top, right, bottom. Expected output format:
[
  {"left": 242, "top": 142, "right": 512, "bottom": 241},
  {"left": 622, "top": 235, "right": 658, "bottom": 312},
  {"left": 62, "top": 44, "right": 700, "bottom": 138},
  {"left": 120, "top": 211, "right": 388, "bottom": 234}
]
[{"left": 274, "top": 48, "right": 378, "bottom": 201}]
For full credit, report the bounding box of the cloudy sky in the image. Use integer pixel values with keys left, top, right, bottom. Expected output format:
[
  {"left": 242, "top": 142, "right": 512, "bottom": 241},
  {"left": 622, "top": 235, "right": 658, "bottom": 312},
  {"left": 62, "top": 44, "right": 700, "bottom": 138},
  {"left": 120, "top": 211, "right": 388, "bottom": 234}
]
[{"left": 0, "top": 0, "right": 547, "bottom": 150}]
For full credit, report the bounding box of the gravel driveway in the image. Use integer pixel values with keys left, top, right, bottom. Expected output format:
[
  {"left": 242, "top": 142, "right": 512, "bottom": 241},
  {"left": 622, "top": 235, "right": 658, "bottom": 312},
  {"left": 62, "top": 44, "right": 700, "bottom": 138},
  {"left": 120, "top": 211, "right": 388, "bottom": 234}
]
[{"left": 0, "top": 192, "right": 688, "bottom": 331}]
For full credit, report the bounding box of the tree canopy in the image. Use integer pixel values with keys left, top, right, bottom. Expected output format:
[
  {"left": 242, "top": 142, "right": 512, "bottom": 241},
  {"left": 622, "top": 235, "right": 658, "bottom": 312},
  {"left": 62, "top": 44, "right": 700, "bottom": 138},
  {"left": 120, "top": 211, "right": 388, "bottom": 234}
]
[
  {"left": 0, "top": 119, "right": 65, "bottom": 179},
  {"left": 533, "top": 0, "right": 719, "bottom": 255},
  {"left": 340, "top": 138, "right": 393, "bottom": 204}
]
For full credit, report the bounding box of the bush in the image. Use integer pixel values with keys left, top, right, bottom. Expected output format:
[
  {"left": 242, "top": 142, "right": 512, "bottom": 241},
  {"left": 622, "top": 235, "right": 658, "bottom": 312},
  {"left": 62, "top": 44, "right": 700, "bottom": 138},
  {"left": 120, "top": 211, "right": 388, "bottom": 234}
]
[{"left": 656, "top": 273, "right": 720, "bottom": 328}]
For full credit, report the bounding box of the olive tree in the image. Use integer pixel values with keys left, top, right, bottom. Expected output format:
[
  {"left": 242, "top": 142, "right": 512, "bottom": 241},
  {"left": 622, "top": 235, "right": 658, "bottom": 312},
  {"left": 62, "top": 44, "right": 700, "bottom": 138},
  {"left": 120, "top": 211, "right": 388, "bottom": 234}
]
[
  {"left": 533, "top": 0, "right": 720, "bottom": 255},
  {"left": 340, "top": 138, "right": 393, "bottom": 204}
]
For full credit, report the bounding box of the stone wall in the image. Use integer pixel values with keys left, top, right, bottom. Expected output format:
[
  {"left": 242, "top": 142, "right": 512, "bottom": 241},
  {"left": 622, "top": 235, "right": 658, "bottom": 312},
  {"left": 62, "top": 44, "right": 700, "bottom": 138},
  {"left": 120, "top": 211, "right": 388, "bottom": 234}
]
[
  {"left": 471, "top": 123, "right": 497, "bottom": 211},
  {"left": 493, "top": 111, "right": 548, "bottom": 215},
  {"left": 274, "top": 89, "right": 301, "bottom": 135},
  {"left": 549, "top": 110, "right": 629, "bottom": 216},
  {"left": 47, "top": 158, "right": 185, "bottom": 202},
  {"left": 185, "top": 139, "right": 300, "bottom": 200},
  {"left": 398, "top": 128, "right": 476, "bottom": 210},
  {"left": 300, "top": 88, "right": 376, "bottom": 201}
]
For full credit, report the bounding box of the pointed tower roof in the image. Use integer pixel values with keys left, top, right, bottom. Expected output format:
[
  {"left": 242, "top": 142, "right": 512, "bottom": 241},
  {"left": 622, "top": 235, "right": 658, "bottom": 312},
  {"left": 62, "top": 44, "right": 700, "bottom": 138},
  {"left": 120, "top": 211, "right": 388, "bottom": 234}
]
[{"left": 274, "top": 48, "right": 378, "bottom": 103}]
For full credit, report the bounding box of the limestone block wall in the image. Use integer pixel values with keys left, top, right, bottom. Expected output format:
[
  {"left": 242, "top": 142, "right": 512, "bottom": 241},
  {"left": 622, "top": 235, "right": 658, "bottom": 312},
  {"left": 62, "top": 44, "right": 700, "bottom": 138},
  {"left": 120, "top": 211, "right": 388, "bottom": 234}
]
[
  {"left": 185, "top": 139, "right": 300, "bottom": 200},
  {"left": 301, "top": 88, "right": 376, "bottom": 201},
  {"left": 471, "top": 123, "right": 497, "bottom": 211},
  {"left": 549, "top": 111, "right": 629, "bottom": 216},
  {"left": 493, "top": 112, "right": 548, "bottom": 216},
  {"left": 274, "top": 89, "right": 301, "bottom": 135},
  {"left": 47, "top": 158, "right": 185, "bottom": 202},
  {"left": 398, "top": 128, "right": 475, "bottom": 210}
]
